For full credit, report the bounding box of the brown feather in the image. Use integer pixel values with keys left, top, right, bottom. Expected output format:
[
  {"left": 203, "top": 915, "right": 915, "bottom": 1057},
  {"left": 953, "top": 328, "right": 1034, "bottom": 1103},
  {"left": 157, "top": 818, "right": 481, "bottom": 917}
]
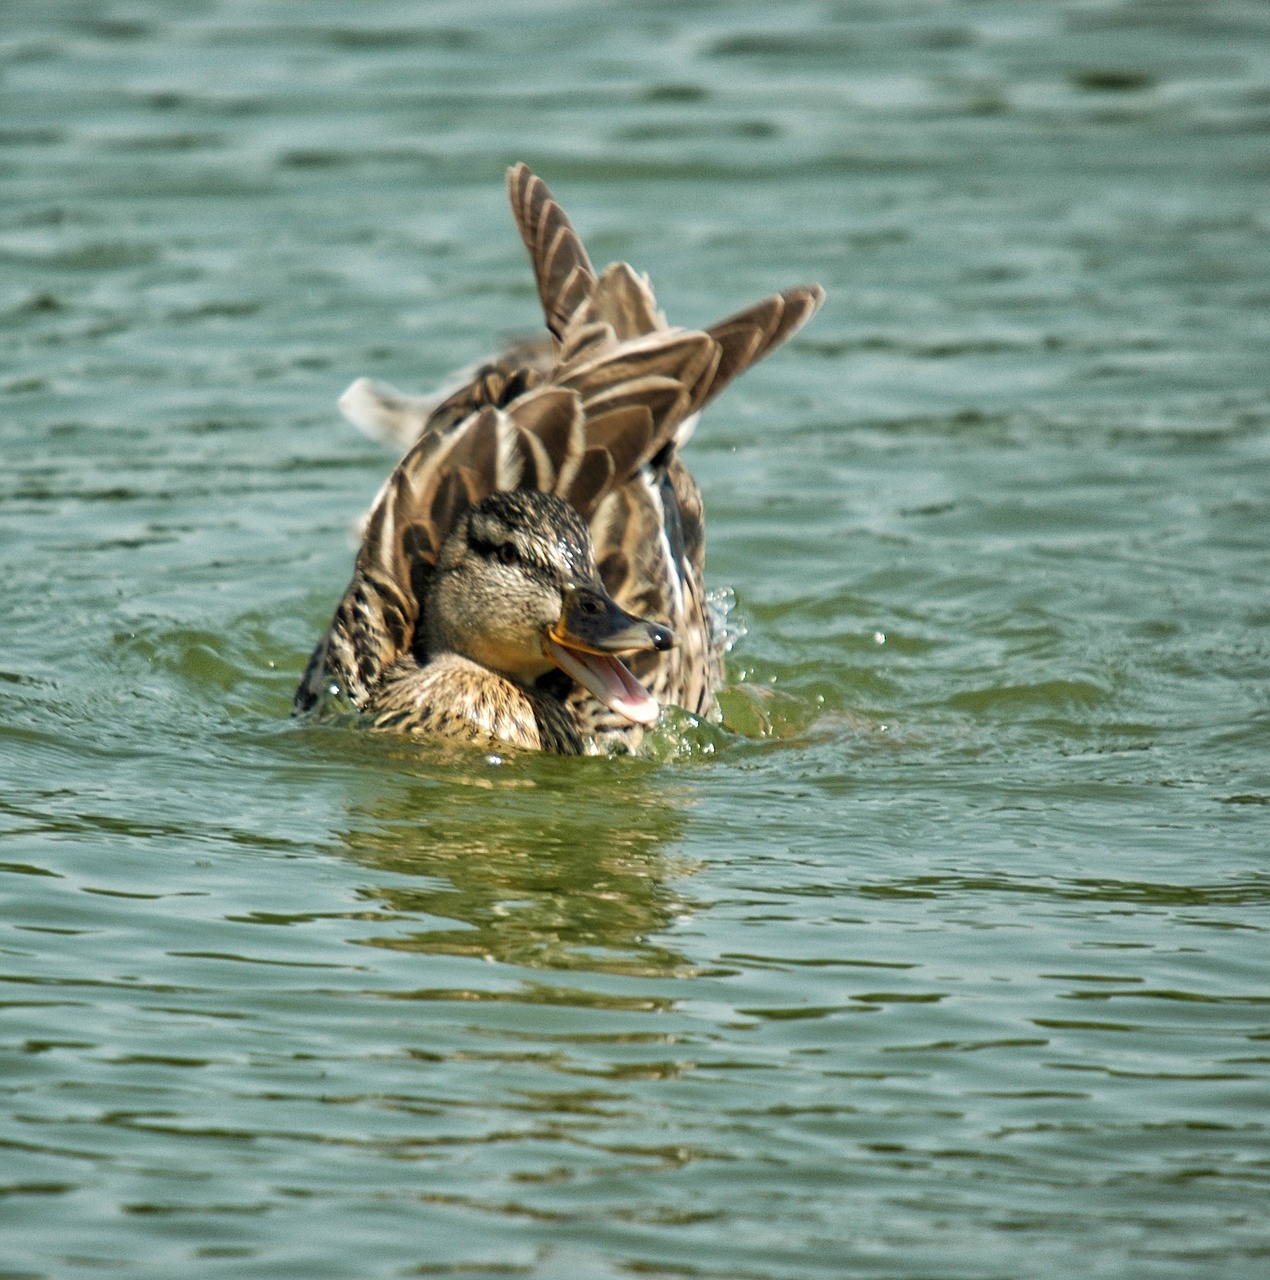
[
  {"left": 507, "top": 162, "right": 597, "bottom": 341},
  {"left": 557, "top": 320, "right": 615, "bottom": 367},
  {"left": 296, "top": 164, "right": 824, "bottom": 754},
  {"left": 566, "top": 447, "right": 617, "bottom": 521},
  {"left": 572, "top": 262, "right": 666, "bottom": 341},
  {"left": 699, "top": 284, "right": 825, "bottom": 410}
]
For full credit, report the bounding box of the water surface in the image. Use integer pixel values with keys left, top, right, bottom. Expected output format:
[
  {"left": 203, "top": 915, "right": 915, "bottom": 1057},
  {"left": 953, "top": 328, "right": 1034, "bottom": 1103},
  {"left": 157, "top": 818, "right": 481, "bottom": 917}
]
[{"left": 2, "top": 2, "right": 1268, "bottom": 1277}]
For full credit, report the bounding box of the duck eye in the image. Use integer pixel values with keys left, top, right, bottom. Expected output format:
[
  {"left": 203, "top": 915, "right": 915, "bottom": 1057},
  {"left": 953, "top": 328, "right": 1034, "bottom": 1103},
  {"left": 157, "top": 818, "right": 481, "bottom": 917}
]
[{"left": 496, "top": 541, "right": 519, "bottom": 567}]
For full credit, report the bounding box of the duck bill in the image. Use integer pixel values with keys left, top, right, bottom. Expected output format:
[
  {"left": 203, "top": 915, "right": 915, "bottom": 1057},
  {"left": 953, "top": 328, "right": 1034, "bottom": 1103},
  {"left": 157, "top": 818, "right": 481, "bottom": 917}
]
[
  {"left": 546, "top": 586, "right": 676, "bottom": 728},
  {"left": 546, "top": 638, "right": 660, "bottom": 726}
]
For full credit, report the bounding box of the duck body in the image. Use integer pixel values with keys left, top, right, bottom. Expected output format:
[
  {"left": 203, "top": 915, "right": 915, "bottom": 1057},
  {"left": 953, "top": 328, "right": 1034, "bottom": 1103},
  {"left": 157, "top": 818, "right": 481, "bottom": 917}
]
[{"left": 295, "top": 165, "right": 823, "bottom": 754}]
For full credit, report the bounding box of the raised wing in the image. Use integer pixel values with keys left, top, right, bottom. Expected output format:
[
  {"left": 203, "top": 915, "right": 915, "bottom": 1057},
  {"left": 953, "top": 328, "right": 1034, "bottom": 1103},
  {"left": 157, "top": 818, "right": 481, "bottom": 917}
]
[
  {"left": 295, "top": 326, "right": 721, "bottom": 713},
  {"left": 297, "top": 164, "right": 824, "bottom": 732},
  {"left": 507, "top": 161, "right": 597, "bottom": 341},
  {"left": 701, "top": 284, "right": 825, "bottom": 409}
]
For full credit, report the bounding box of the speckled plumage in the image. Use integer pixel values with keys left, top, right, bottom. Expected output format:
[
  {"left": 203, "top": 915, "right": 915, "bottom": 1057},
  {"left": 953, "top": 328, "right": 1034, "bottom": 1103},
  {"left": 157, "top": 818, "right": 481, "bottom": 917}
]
[{"left": 295, "top": 164, "right": 823, "bottom": 753}]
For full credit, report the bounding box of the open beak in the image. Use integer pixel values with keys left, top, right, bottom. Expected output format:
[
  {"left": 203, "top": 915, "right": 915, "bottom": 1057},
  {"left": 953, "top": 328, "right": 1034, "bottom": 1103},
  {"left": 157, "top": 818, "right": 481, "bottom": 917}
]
[{"left": 545, "top": 582, "right": 676, "bottom": 727}]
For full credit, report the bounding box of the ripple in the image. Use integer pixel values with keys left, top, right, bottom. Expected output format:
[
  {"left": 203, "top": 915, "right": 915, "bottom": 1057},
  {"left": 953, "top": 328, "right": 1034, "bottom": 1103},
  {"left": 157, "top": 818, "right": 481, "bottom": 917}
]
[{"left": 2, "top": 4, "right": 1268, "bottom": 1278}]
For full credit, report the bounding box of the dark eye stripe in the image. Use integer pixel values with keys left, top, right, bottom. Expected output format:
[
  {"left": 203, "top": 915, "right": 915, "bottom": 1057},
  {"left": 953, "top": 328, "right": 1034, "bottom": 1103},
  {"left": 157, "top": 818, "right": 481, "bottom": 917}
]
[
  {"left": 468, "top": 534, "right": 504, "bottom": 560},
  {"left": 469, "top": 533, "right": 559, "bottom": 585}
]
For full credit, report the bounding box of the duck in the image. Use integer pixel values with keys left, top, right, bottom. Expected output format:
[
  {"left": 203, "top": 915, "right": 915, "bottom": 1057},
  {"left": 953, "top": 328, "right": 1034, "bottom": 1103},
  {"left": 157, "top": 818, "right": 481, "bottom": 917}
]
[{"left": 294, "top": 163, "right": 824, "bottom": 754}]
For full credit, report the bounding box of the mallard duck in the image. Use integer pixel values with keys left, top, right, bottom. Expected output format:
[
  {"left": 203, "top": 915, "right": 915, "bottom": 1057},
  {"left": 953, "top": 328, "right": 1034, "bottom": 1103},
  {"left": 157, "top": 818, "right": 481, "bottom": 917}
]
[{"left": 294, "top": 164, "right": 824, "bottom": 754}]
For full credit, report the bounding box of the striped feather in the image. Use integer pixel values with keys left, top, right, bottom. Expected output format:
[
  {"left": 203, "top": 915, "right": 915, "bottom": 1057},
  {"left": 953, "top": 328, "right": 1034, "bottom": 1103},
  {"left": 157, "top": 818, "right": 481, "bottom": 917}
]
[{"left": 295, "top": 165, "right": 823, "bottom": 752}]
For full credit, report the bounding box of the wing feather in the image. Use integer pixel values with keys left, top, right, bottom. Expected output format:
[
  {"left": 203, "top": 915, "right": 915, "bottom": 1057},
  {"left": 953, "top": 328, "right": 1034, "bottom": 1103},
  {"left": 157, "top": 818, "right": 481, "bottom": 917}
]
[
  {"left": 558, "top": 320, "right": 615, "bottom": 366},
  {"left": 700, "top": 284, "right": 825, "bottom": 409},
  {"left": 567, "top": 448, "right": 617, "bottom": 520},
  {"left": 297, "top": 163, "right": 824, "bottom": 744},
  {"left": 507, "top": 162, "right": 597, "bottom": 340},
  {"left": 502, "top": 385, "right": 585, "bottom": 493},
  {"left": 571, "top": 262, "right": 666, "bottom": 341}
]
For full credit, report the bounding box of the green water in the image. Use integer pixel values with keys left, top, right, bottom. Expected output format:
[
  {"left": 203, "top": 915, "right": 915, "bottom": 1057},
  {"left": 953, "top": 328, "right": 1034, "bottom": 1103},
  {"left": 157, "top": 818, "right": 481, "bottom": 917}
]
[{"left": 3, "top": 2, "right": 1269, "bottom": 1277}]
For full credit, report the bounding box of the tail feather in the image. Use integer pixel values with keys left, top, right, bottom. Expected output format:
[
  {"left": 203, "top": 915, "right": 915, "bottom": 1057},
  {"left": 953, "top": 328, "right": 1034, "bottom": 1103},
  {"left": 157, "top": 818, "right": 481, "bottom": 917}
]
[
  {"left": 507, "top": 162, "right": 597, "bottom": 340},
  {"left": 701, "top": 284, "right": 825, "bottom": 409}
]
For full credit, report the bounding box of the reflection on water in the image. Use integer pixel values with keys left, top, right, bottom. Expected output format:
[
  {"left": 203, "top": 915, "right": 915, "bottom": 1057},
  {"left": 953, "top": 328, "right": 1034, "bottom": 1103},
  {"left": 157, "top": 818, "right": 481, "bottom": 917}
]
[
  {"left": 332, "top": 746, "right": 701, "bottom": 979},
  {"left": 4, "top": 0, "right": 1269, "bottom": 1275}
]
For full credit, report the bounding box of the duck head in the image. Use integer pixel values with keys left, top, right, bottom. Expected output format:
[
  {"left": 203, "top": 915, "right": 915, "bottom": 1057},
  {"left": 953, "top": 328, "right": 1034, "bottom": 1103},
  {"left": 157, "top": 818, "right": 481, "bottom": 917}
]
[{"left": 423, "top": 489, "right": 675, "bottom": 725}]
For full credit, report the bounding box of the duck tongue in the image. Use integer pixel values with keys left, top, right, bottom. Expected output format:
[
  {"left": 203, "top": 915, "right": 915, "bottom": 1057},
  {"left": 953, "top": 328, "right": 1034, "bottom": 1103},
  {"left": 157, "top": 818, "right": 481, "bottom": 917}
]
[{"left": 545, "top": 639, "right": 660, "bottom": 726}]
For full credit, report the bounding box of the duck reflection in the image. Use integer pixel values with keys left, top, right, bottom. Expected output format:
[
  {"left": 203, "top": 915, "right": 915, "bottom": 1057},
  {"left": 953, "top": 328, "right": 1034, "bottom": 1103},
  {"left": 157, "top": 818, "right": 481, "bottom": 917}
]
[{"left": 329, "top": 743, "right": 700, "bottom": 979}]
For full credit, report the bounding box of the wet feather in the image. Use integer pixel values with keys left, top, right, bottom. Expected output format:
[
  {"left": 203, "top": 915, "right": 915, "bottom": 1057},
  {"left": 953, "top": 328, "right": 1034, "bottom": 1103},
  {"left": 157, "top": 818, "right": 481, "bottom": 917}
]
[{"left": 295, "top": 164, "right": 824, "bottom": 753}]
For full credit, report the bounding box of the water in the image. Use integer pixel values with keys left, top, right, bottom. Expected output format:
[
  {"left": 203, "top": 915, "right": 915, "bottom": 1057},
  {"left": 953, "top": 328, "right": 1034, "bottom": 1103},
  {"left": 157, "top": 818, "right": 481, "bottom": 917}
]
[{"left": 3, "top": 2, "right": 1269, "bottom": 1276}]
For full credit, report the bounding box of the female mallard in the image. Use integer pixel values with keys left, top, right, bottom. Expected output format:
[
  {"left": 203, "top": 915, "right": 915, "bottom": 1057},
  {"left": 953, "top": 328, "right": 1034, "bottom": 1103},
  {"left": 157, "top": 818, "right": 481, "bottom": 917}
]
[{"left": 295, "top": 164, "right": 823, "bottom": 754}]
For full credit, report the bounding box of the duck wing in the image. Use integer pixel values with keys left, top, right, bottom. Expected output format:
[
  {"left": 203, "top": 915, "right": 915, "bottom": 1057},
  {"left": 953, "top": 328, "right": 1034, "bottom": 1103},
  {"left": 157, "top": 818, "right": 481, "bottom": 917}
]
[
  {"left": 507, "top": 161, "right": 597, "bottom": 342},
  {"left": 296, "top": 164, "right": 824, "bottom": 731},
  {"left": 506, "top": 167, "right": 824, "bottom": 720},
  {"left": 701, "top": 284, "right": 826, "bottom": 409},
  {"left": 293, "top": 327, "right": 718, "bottom": 715}
]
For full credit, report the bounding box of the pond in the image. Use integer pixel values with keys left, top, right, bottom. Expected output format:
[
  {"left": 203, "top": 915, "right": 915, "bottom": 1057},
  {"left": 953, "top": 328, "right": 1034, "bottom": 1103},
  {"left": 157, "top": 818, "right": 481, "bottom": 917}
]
[{"left": 2, "top": 2, "right": 1268, "bottom": 1277}]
